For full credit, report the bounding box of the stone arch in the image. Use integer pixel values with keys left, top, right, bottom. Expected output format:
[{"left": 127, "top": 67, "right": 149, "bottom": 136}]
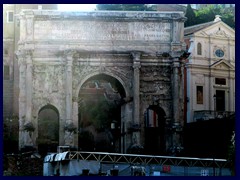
[
  {"left": 75, "top": 71, "right": 130, "bottom": 100},
  {"left": 144, "top": 105, "right": 166, "bottom": 155},
  {"left": 37, "top": 104, "right": 60, "bottom": 155},
  {"left": 77, "top": 72, "right": 128, "bottom": 152},
  {"left": 35, "top": 102, "right": 61, "bottom": 118}
]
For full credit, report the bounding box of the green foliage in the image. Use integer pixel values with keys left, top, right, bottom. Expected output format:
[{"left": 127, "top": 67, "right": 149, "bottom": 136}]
[
  {"left": 195, "top": 5, "right": 235, "bottom": 29},
  {"left": 38, "top": 118, "right": 59, "bottom": 141},
  {"left": 220, "top": 13, "right": 235, "bottom": 29},
  {"left": 185, "top": 4, "right": 197, "bottom": 27},
  {"left": 80, "top": 97, "right": 119, "bottom": 130},
  {"left": 96, "top": 4, "right": 155, "bottom": 11},
  {"left": 96, "top": 4, "right": 234, "bottom": 29},
  {"left": 195, "top": 5, "right": 221, "bottom": 24},
  {"left": 97, "top": 4, "right": 122, "bottom": 11}
]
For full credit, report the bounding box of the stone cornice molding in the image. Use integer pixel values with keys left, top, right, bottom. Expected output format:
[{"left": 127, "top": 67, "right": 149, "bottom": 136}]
[
  {"left": 21, "top": 10, "right": 185, "bottom": 22},
  {"left": 16, "top": 50, "right": 33, "bottom": 66}
]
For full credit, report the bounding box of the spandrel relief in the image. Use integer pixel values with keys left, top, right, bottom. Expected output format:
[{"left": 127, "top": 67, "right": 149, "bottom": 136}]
[
  {"left": 33, "top": 65, "right": 65, "bottom": 99},
  {"left": 140, "top": 81, "right": 171, "bottom": 97},
  {"left": 141, "top": 66, "right": 171, "bottom": 81}
]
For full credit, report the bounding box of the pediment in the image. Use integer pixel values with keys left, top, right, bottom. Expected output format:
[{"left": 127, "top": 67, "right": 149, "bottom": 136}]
[
  {"left": 210, "top": 59, "right": 234, "bottom": 70},
  {"left": 195, "top": 22, "right": 235, "bottom": 38}
]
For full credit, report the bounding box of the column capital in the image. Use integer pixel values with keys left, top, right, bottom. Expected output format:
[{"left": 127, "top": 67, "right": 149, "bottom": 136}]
[
  {"left": 16, "top": 50, "right": 33, "bottom": 66},
  {"left": 131, "top": 52, "right": 141, "bottom": 69},
  {"left": 131, "top": 51, "right": 141, "bottom": 62},
  {"left": 172, "top": 59, "right": 180, "bottom": 68},
  {"left": 64, "top": 50, "right": 78, "bottom": 59}
]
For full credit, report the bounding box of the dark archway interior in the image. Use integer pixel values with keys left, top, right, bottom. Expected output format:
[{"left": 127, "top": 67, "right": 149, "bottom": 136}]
[
  {"left": 38, "top": 104, "right": 59, "bottom": 155},
  {"left": 78, "top": 74, "right": 126, "bottom": 152},
  {"left": 144, "top": 105, "right": 166, "bottom": 155},
  {"left": 85, "top": 74, "right": 126, "bottom": 97}
]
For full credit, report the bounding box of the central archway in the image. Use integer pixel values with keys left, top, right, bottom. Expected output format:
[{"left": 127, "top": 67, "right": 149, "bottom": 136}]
[{"left": 78, "top": 74, "right": 126, "bottom": 152}]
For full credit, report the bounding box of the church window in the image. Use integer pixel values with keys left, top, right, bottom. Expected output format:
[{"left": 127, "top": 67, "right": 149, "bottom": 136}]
[
  {"left": 215, "top": 78, "right": 226, "bottom": 85},
  {"left": 196, "top": 86, "right": 203, "bottom": 104},
  {"left": 215, "top": 49, "right": 224, "bottom": 57},
  {"left": 197, "top": 43, "right": 202, "bottom": 55},
  {"left": 7, "top": 11, "right": 14, "bottom": 23}
]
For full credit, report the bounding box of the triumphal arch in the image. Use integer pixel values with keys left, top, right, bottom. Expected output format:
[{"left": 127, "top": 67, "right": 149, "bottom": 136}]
[{"left": 16, "top": 10, "right": 186, "bottom": 154}]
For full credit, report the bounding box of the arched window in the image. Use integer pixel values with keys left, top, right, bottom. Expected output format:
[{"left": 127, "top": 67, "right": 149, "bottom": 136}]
[{"left": 197, "top": 42, "right": 202, "bottom": 55}]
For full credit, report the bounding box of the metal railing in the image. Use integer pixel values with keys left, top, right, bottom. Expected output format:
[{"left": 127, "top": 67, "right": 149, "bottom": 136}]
[
  {"left": 44, "top": 151, "right": 232, "bottom": 176},
  {"left": 45, "top": 151, "right": 230, "bottom": 169}
]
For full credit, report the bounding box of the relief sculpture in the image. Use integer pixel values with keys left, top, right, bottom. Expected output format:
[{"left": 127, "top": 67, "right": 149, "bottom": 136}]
[{"left": 141, "top": 66, "right": 171, "bottom": 81}]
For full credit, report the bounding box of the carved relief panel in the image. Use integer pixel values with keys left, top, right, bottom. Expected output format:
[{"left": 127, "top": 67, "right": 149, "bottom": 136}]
[{"left": 32, "top": 64, "right": 66, "bottom": 112}]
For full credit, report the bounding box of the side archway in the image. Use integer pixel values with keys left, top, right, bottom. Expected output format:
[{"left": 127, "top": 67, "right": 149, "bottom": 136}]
[
  {"left": 37, "top": 104, "right": 59, "bottom": 155},
  {"left": 144, "top": 105, "right": 166, "bottom": 155}
]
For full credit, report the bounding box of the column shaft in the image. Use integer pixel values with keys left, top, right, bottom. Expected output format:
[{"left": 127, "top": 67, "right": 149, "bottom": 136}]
[
  {"left": 26, "top": 56, "right": 32, "bottom": 122},
  {"left": 172, "top": 59, "right": 180, "bottom": 123},
  {"left": 131, "top": 52, "right": 141, "bottom": 145},
  {"left": 66, "top": 59, "right": 73, "bottom": 121},
  {"left": 132, "top": 52, "right": 141, "bottom": 124}
]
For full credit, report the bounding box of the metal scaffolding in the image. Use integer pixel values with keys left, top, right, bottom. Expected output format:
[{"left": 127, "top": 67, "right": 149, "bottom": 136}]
[{"left": 44, "top": 151, "right": 230, "bottom": 169}]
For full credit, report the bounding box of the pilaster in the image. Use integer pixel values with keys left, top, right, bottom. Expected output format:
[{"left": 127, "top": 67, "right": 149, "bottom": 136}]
[
  {"left": 25, "top": 50, "right": 33, "bottom": 123},
  {"left": 64, "top": 50, "right": 74, "bottom": 146},
  {"left": 172, "top": 58, "right": 180, "bottom": 123},
  {"left": 131, "top": 52, "right": 141, "bottom": 145},
  {"left": 16, "top": 50, "right": 34, "bottom": 149}
]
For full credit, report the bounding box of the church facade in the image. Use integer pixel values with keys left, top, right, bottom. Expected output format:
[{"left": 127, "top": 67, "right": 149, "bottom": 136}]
[{"left": 184, "top": 16, "right": 235, "bottom": 123}]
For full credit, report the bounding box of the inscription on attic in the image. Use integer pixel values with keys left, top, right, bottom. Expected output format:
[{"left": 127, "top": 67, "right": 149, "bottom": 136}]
[{"left": 34, "top": 21, "right": 171, "bottom": 41}]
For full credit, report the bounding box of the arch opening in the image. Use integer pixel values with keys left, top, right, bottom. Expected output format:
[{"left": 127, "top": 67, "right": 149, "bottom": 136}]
[
  {"left": 78, "top": 74, "right": 126, "bottom": 153},
  {"left": 144, "top": 105, "right": 166, "bottom": 155},
  {"left": 37, "top": 104, "right": 59, "bottom": 156}
]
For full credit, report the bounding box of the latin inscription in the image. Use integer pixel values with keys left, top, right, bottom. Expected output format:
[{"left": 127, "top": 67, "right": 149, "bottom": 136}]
[{"left": 34, "top": 21, "right": 171, "bottom": 41}]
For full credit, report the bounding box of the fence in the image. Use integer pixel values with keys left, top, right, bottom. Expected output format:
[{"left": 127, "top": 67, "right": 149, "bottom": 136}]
[{"left": 44, "top": 151, "right": 232, "bottom": 176}]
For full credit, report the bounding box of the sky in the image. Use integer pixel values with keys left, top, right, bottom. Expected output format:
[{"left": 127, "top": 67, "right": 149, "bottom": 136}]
[{"left": 58, "top": 4, "right": 97, "bottom": 11}]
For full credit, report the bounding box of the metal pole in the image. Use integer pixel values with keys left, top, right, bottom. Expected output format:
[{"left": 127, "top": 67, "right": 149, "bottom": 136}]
[{"left": 213, "top": 158, "right": 215, "bottom": 176}]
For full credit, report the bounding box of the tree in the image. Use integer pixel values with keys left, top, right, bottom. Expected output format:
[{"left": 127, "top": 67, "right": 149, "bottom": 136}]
[
  {"left": 185, "top": 4, "right": 197, "bottom": 27},
  {"left": 195, "top": 5, "right": 221, "bottom": 24},
  {"left": 96, "top": 4, "right": 122, "bottom": 11},
  {"left": 96, "top": 4, "right": 155, "bottom": 11},
  {"left": 195, "top": 5, "right": 235, "bottom": 29},
  {"left": 80, "top": 97, "right": 120, "bottom": 131}
]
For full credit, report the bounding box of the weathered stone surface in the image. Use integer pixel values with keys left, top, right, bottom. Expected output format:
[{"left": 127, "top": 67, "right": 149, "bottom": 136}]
[{"left": 16, "top": 10, "right": 186, "bottom": 153}]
